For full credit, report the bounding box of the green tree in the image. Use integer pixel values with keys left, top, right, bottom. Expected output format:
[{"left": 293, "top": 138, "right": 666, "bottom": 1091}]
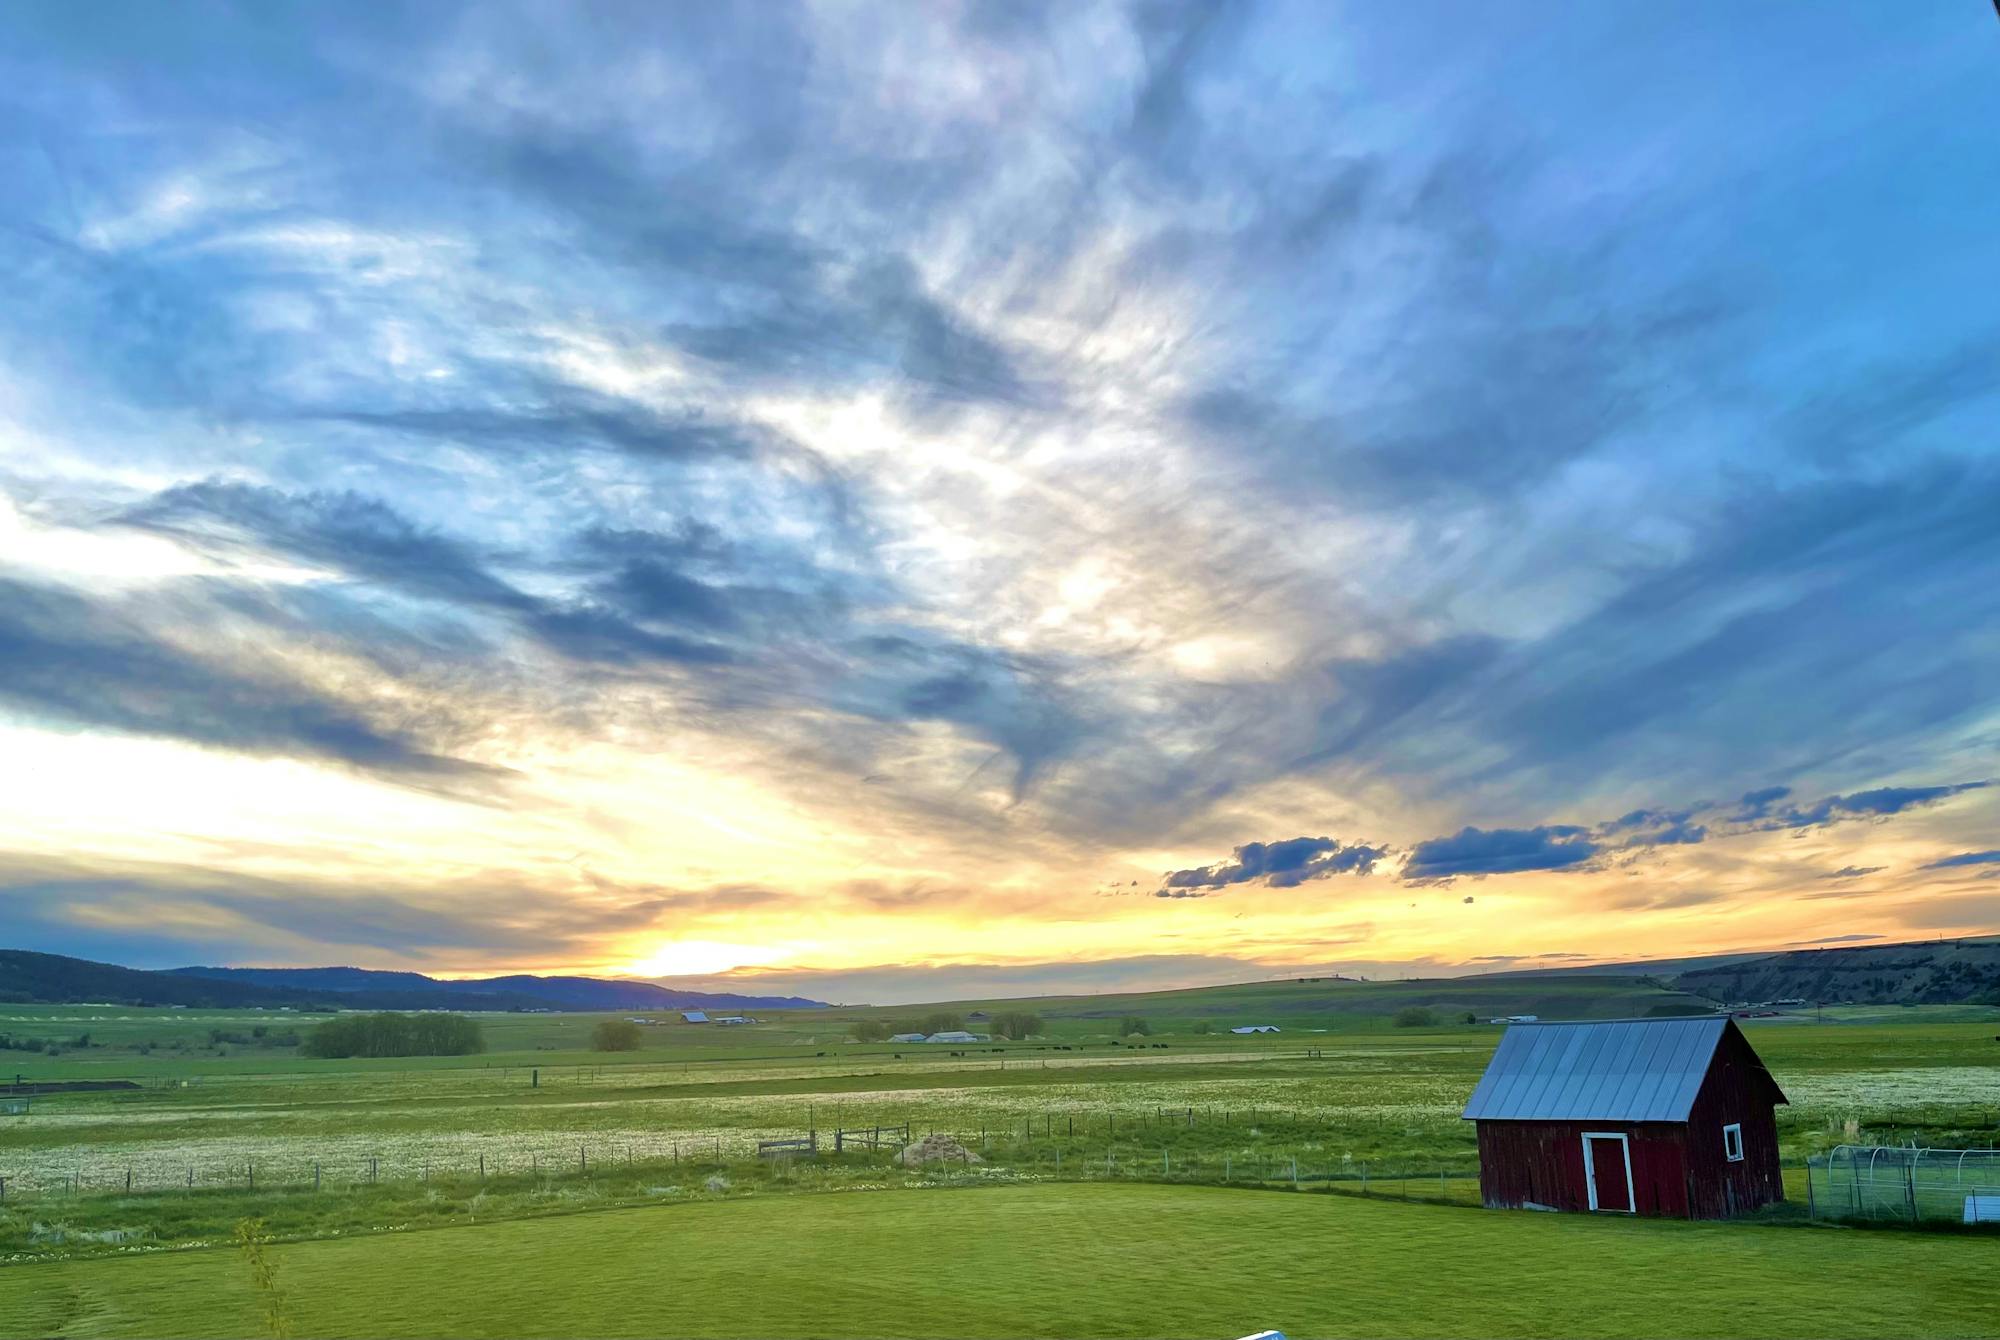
[
  {"left": 302, "top": 1012, "right": 483, "bottom": 1059},
  {"left": 591, "top": 1019, "right": 643, "bottom": 1051},
  {"left": 991, "top": 1011, "right": 1042, "bottom": 1040},
  {"left": 1392, "top": 1006, "right": 1438, "bottom": 1028},
  {"left": 849, "top": 1020, "right": 891, "bottom": 1042},
  {"left": 922, "top": 1012, "right": 965, "bottom": 1034},
  {"left": 1118, "top": 1016, "right": 1151, "bottom": 1037}
]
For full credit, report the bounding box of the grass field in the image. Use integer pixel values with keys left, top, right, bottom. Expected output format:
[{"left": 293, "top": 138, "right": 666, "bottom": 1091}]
[
  {"left": 2, "top": 1183, "right": 1994, "bottom": 1339},
  {"left": 2, "top": 988, "right": 1996, "bottom": 1235},
  {"left": 2, "top": 984, "right": 1995, "bottom": 1338}
]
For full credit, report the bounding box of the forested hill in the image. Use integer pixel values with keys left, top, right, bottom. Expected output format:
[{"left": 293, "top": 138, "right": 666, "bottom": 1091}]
[
  {"left": 1673, "top": 937, "right": 2000, "bottom": 1005},
  {"left": 0, "top": 951, "right": 320, "bottom": 1009},
  {"left": 0, "top": 951, "right": 826, "bottom": 1011}
]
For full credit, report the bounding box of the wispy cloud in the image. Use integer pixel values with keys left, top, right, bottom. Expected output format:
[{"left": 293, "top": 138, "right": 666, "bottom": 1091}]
[{"left": 0, "top": 2, "right": 1996, "bottom": 983}]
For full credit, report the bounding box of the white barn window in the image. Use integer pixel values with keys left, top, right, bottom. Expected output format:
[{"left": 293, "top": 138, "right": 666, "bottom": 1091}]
[{"left": 1722, "top": 1122, "right": 1744, "bottom": 1162}]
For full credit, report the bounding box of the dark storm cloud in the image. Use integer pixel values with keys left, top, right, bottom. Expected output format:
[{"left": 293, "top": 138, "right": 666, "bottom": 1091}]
[
  {"left": 1402, "top": 825, "right": 1599, "bottom": 880},
  {"left": 1174, "top": 773, "right": 1989, "bottom": 892},
  {"left": 1922, "top": 850, "right": 2000, "bottom": 870},
  {"left": 0, "top": 577, "right": 496, "bottom": 784},
  {"left": 1751, "top": 783, "right": 1990, "bottom": 829},
  {"left": 1156, "top": 835, "right": 1387, "bottom": 895}
]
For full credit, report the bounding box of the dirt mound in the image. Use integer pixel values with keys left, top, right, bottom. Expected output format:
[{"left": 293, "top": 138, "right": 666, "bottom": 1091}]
[{"left": 895, "top": 1133, "right": 982, "bottom": 1166}]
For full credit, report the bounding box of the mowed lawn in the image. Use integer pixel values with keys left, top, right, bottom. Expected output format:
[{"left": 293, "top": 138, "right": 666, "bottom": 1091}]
[{"left": 0, "top": 1185, "right": 1989, "bottom": 1340}]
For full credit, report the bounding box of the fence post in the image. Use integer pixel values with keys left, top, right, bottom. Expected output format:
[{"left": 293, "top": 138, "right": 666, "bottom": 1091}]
[
  {"left": 1291, "top": 1158, "right": 1298, "bottom": 1189},
  {"left": 315, "top": 1163, "right": 322, "bottom": 1192},
  {"left": 248, "top": 1162, "right": 255, "bottom": 1192},
  {"left": 126, "top": 1168, "right": 132, "bottom": 1193},
  {"left": 1805, "top": 1159, "right": 1814, "bottom": 1220},
  {"left": 1225, "top": 1155, "right": 1231, "bottom": 1182},
  {"left": 1361, "top": 1163, "right": 1367, "bottom": 1195},
  {"left": 478, "top": 1153, "right": 484, "bottom": 1181}
]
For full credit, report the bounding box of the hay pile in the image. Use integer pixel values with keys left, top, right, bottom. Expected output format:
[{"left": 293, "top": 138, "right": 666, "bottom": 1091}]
[{"left": 895, "top": 1133, "right": 982, "bottom": 1166}]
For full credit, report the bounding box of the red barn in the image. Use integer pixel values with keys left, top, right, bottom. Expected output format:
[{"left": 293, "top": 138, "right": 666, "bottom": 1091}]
[{"left": 1462, "top": 1018, "right": 1787, "bottom": 1219}]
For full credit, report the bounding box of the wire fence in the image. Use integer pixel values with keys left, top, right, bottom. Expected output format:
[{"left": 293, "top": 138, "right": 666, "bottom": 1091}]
[
  {"left": 1807, "top": 1145, "right": 2000, "bottom": 1225},
  {"left": 0, "top": 1113, "right": 1484, "bottom": 1209}
]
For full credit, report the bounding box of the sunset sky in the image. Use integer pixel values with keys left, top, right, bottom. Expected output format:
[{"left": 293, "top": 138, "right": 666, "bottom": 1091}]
[{"left": 2, "top": 3, "right": 1997, "bottom": 1002}]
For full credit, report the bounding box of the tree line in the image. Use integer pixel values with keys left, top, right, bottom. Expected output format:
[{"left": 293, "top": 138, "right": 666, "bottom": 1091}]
[{"left": 301, "top": 1012, "right": 485, "bottom": 1058}]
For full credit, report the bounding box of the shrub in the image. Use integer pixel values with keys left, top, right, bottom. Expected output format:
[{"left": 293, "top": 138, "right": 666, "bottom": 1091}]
[
  {"left": 1392, "top": 1006, "right": 1438, "bottom": 1028},
  {"left": 849, "top": 1020, "right": 891, "bottom": 1042},
  {"left": 921, "top": 1012, "right": 965, "bottom": 1034},
  {"left": 591, "top": 1019, "right": 644, "bottom": 1052},
  {"left": 1118, "top": 1016, "right": 1151, "bottom": 1037}
]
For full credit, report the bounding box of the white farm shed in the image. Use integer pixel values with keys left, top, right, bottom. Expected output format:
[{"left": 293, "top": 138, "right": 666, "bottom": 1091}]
[
  {"left": 925, "top": 1030, "right": 981, "bottom": 1043},
  {"left": 1230, "top": 1025, "right": 1280, "bottom": 1034}
]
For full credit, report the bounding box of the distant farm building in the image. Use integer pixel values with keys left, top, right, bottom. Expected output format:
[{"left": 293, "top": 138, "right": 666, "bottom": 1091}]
[
  {"left": 1230, "top": 1025, "right": 1280, "bottom": 1034},
  {"left": 967, "top": 1011, "right": 989, "bottom": 1020},
  {"left": 713, "top": 1015, "right": 751, "bottom": 1026},
  {"left": 1463, "top": 1018, "right": 1786, "bottom": 1218},
  {"left": 925, "top": 1030, "right": 981, "bottom": 1043},
  {"left": 889, "top": 1032, "right": 927, "bottom": 1043},
  {"left": 1485, "top": 1014, "right": 1540, "bottom": 1024},
  {"left": 679, "top": 1010, "right": 709, "bottom": 1024}
]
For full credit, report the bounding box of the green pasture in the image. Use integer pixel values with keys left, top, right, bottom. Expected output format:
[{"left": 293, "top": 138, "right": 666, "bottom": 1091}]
[
  {"left": 2, "top": 1183, "right": 1992, "bottom": 1339},
  {"left": 2, "top": 1006, "right": 1995, "bottom": 1176},
  {"left": 1, "top": 988, "right": 1995, "bottom": 1267}
]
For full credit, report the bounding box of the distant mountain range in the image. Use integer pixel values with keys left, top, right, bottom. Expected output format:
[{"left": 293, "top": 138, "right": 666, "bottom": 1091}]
[
  {"left": 0, "top": 950, "right": 826, "bottom": 1012},
  {"left": 5, "top": 936, "right": 1997, "bottom": 1015}
]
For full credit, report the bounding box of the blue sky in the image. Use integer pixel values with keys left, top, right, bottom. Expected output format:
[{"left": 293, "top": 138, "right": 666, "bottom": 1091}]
[{"left": 0, "top": 2, "right": 1996, "bottom": 1000}]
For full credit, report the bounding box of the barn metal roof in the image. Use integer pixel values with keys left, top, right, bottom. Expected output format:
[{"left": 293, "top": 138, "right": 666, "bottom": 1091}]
[{"left": 1461, "top": 1018, "right": 1733, "bottom": 1122}]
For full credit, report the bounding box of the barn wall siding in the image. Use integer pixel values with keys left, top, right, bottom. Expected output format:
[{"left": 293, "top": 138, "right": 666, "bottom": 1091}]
[
  {"left": 1682, "top": 1026, "right": 1786, "bottom": 1217},
  {"left": 1476, "top": 1120, "right": 1690, "bottom": 1216}
]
